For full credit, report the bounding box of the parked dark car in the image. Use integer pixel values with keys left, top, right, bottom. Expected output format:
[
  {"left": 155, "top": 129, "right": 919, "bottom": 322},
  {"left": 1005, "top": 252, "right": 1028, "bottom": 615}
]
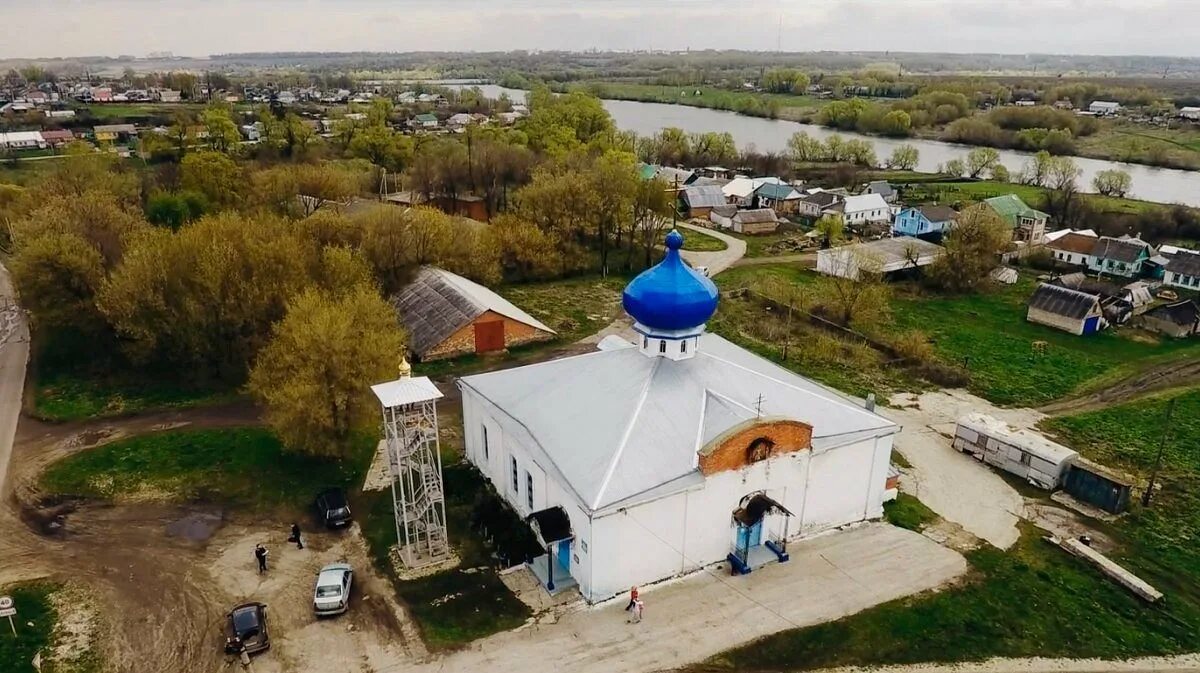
[
  {"left": 314, "top": 488, "right": 352, "bottom": 528},
  {"left": 224, "top": 602, "right": 269, "bottom": 655}
]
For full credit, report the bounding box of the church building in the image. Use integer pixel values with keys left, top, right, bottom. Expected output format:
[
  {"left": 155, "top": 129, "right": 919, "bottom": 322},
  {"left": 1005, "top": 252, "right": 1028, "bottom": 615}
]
[{"left": 457, "top": 230, "right": 899, "bottom": 603}]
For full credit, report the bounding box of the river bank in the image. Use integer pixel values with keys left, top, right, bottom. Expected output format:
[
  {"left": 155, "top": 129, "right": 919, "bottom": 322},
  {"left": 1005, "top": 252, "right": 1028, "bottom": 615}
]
[{"left": 558, "top": 81, "right": 1200, "bottom": 172}]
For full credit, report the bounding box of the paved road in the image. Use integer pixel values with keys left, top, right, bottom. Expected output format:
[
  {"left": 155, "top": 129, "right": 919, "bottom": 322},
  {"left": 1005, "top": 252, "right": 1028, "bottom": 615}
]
[
  {"left": 676, "top": 222, "right": 746, "bottom": 277},
  {"left": 0, "top": 262, "right": 29, "bottom": 499},
  {"left": 377, "top": 524, "right": 966, "bottom": 673}
]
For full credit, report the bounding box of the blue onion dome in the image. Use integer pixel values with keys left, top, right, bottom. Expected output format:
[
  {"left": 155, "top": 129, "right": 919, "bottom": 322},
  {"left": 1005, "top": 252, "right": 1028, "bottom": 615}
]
[{"left": 622, "top": 230, "right": 719, "bottom": 332}]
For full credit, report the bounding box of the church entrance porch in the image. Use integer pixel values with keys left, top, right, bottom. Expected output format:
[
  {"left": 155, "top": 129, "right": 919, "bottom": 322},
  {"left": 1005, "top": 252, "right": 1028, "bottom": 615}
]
[
  {"left": 526, "top": 506, "right": 578, "bottom": 595},
  {"left": 728, "top": 492, "right": 793, "bottom": 575}
]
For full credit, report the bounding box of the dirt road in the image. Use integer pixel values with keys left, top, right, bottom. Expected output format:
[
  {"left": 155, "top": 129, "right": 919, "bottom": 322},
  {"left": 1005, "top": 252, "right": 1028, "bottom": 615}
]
[
  {"left": 676, "top": 222, "right": 747, "bottom": 276},
  {"left": 1039, "top": 357, "right": 1200, "bottom": 416}
]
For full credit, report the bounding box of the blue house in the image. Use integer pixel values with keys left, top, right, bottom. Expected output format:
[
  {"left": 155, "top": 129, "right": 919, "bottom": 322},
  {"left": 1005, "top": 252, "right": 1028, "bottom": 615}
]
[{"left": 893, "top": 205, "right": 958, "bottom": 239}]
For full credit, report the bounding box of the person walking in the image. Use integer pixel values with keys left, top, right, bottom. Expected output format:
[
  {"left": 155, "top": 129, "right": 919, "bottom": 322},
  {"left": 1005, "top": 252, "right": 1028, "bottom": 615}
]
[
  {"left": 254, "top": 544, "right": 269, "bottom": 574},
  {"left": 625, "top": 586, "right": 639, "bottom": 612},
  {"left": 628, "top": 598, "right": 644, "bottom": 624},
  {"left": 289, "top": 523, "right": 303, "bottom": 550}
]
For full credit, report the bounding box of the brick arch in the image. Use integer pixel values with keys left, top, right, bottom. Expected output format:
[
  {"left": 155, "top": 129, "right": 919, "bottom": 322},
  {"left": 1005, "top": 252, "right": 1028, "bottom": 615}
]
[{"left": 698, "top": 418, "right": 813, "bottom": 476}]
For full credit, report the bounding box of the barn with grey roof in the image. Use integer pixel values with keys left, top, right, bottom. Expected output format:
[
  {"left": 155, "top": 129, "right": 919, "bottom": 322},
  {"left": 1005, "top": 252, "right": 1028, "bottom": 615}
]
[
  {"left": 1026, "top": 283, "right": 1105, "bottom": 335},
  {"left": 392, "top": 266, "right": 555, "bottom": 361}
]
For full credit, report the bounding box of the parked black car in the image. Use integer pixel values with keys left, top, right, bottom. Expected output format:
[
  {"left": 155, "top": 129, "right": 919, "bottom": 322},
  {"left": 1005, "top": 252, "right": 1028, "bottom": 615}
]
[
  {"left": 314, "top": 488, "right": 352, "bottom": 528},
  {"left": 224, "top": 602, "right": 270, "bottom": 655}
]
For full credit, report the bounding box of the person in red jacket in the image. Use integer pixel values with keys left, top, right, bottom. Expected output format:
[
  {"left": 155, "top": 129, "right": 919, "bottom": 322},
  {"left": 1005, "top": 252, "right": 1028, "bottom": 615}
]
[{"left": 625, "top": 586, "right": 639, "bottom": 612}]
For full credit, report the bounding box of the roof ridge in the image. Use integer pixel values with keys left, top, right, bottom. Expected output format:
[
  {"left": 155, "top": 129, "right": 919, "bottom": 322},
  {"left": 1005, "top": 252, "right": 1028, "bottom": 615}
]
[{"left": 591, "top": 356, "right": 663, "bottom": 509}]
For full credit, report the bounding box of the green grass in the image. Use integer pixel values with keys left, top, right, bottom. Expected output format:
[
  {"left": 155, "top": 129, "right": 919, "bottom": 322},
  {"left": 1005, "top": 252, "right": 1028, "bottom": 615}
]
[
  {"left": 882, "top": 493, "right": 937, "bottom": 532},
  {"left": 356, "top": 463, "right": 535, "bottom": 650},
  {"left": 0, "top": 582, "right": 58, "bottom": 673},
  {"left": 903, "top": 180, "right": 1166, "bottom": 216},
  {"left": 74, "top": 103, "right": 207, "bottom": 120},
  {"left": 697, "top": 526, "right": 1200, "bottom": 672},
  {"left": 724, "top": 230, "right": 811, "bottom": 258},
  {"left": 891, "top": 275, "right": 1200, "bottom": 406},
  {"left": 678, "top": 227, "right": 729, "bottom": 252},
  {"left": 39, "top": 428, "right": 373, "bottom": 513},
  {"left": 33, "top": 372, "right": 238, "bottom": 422}
]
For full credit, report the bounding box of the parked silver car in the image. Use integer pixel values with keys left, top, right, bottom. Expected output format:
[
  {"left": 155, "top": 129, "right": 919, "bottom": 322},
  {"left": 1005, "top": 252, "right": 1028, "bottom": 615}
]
[{"left": 313, "top": 563, "right": 353, "bottom": 616}]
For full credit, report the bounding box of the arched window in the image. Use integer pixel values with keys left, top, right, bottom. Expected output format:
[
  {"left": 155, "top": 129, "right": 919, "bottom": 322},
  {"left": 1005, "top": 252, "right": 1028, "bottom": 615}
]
[
  {"left": 659, "top": 340, "right": 667, "bottom": 354},
  {"left": 681, "top": 340, "right": 688, "bottom": 354},
  {"left": 745, "top": 437, "right": 775, "bottom": 464}
]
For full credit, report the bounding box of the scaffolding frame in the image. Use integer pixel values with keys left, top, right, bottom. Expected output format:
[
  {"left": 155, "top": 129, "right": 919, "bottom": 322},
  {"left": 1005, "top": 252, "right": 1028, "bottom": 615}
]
[{"left": 375, "top": 378, "right": 451, "bottom": 569}]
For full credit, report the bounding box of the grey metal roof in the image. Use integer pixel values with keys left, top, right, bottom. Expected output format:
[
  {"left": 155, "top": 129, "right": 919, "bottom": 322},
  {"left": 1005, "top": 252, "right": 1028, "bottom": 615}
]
[
  {"left": 916, "top": 205, "right": 957, "bottom": 223},
  {"left": 733, "top": 208, "right": 778, "bottom": 224},
  {"left": 1028, "top": 283, "right": 1100, "bottom": 320},
  {"left": 1166, "top": 249, "right": 1200, "bottom": 276},
  {"left": 681, "top": 185, "right": 727, "bottom": 209},
  {"left": 392, "top": 267, "right": 554, "bottom": 357},
  {"left": 371, "top": 377, "right": 443, "bottom": 407},
  {"left": 1146, "top": 299, "right": 1200, "bottom": 327},
  {"left": 458, "top": 333, "right": 896, "bottom": 513},
  {"left": 802, "top": 191, "right": 842, "bottom": 208},
  {"left": 866, "top": 181, "right": 896, "bottom": 198},
  {"left": 1090, "top": 237, "right": 1148, "bottom": 264}
]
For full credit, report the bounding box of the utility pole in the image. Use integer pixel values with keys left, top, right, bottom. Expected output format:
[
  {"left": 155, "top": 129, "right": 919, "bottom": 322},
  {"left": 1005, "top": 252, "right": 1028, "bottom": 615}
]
[{"left": 1142, "top": 397, "right": 1176, "bottom": 507}]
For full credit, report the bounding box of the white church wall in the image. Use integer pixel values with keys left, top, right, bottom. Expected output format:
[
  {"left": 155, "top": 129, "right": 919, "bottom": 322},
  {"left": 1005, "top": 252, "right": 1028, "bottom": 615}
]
[
  {"left": 461, "top": 387, "right": 596, "bottom": 598},
  {"left": 800, "top": 436, "right": 888, "bottom": 534}
]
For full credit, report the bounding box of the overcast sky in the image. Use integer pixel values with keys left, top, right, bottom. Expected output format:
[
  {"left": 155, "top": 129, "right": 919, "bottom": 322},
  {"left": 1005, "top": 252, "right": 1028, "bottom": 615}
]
[{"left": 1, "top": 0, "right": 1198, "bottom": 59}]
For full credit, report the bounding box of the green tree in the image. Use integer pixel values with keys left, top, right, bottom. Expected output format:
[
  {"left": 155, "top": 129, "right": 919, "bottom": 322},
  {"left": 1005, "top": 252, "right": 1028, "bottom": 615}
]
[
  {"left": 886, "top": 145, "right": 919, "bottom": 170},
  {"left": 879, "top": 109, "right": 912, "bottom": 137},
  {"left": 1092, "top": 169, "right": 1132, "bottom": 198},
  {"left": 249, "top": 284, "right": 406, "bottom": 456},
  {"left": 347, "top": 125, "right": 414, "bottom": 172},
  {"left": 180, "top": 151, "right": 243, "bottom": 209},
  {"left": 814, "top": 214, "right": 845, "bottom": 248},
  {"left": 965, "top": 147, "right": 1001, "bottom": 178},
  {"left": 927, "top": 204, "right": 1012, "bottom": 293},
  {"left": 10, "top": 233, "right": 106, "bottom": 333},
  {"left": 145, "top": 191, "right": 209, "bottom": 230},
  {"left": 202, "top": 104, "right": 241, "bottom": 153},
  {"left": 990, "top": 164, "right": 1011, "bottom": 183},
  {"left": 940, "top": 158, "right": 966, "bottom": 178},
  {"left": 788, "top": 131, "right": 827, "bottom": 163}
]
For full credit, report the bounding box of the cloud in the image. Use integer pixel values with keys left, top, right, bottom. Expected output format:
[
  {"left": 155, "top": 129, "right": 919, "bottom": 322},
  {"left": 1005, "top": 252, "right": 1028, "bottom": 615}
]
[{"left": 0, "top": 0, "right": 1197, "bottom": 58}]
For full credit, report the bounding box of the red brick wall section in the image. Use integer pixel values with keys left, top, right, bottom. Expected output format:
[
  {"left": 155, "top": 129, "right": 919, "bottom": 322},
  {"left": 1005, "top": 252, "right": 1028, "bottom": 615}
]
[
  {"left": 698, "top": 418, "right": 813, "bottom": 476},
  {"left": 421, "top": 310, "right": 555, "bottom": 361}
]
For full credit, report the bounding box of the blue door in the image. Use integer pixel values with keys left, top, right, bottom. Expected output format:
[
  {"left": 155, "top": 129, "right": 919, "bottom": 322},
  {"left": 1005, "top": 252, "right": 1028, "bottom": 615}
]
[
  {"left": 557, "top": 539, "right": 571, "bottom": 570},
  {"left": 1083, "top": 316, "right": 1100, "bottom": 335},
  {"left": 737, "top": 521, "right": 764, "bottom": 551}
]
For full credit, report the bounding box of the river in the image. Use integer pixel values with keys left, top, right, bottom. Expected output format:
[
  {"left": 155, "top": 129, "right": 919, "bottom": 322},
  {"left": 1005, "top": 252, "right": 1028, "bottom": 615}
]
[{"left": 452, "top": 83, "right": 1200, "bottom": 208}]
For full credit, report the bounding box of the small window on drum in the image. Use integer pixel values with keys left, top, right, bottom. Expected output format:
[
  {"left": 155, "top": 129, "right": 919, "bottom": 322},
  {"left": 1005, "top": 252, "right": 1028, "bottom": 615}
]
[
  {"left": 681, "top": 340, "right": 688, "bottom": 354},
  {"left": 659, "top": 340, "right": 667, "bottom": 353}
]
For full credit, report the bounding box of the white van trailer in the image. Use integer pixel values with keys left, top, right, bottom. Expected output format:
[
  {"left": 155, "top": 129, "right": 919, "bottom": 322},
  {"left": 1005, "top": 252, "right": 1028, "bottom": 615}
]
[{"left": 953, "top": 413, "right": 1077, "bottom": 489}]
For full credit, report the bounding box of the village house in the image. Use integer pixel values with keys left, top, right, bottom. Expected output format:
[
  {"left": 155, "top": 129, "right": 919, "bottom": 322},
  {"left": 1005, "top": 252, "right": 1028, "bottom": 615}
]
[
  {"left": 93, "top": 123, "right": 137, "bottom": 143},
  {"left": 410, "top": 113, "right": 439, "bottom": 129},
  {"left": 1163, "top": 249, "right": 1200, "bottom": 290},
  {"left": 1026, "top": 283, "right": 1105, "bottom": 335},
  {"left": 1088, "top": 236, "right": 1152, "bottom": 278},
  {"left": 816, "top": 236, "right": 943, "bottom": 280},
  {"left": 796, "top": 191, "right": 844, "bottom": 219},
  {"left": 752, "top": 181, "right": 803, "bottom": 215},
  {"left": 680, "top": 185, "right": 727, "bottom": 219},
  {"left": 1051, "top": 273, "right": 1144, "bottom": 325},
  {"left": 983, "top": 194, "right": 1048, "bottom": 245},
  {"left": 863, "top": 180, "right": 898, "bottom": 204},
  {"left": 838, "top": 193, "right": 892, "bottom": 226},
  {"left": 1047, "top": 230, "right": 1099, "bottom": 267},
  {"left": 457, "top": 230, "right": 898, "bottom": 602},
  {"left": 0, "top": 131, "right": 46, "bottom": 150},
  {"left": 1141, "top": 300, "right": 1200, "bottom": 338},
  {"left": 39, "top": 129, "right": 76, "bottom": 147},
  {"left": 725, "top": 208, "right": 779, "bottom": 235},
  {"left": 650, "top": 165, "right": 698, "bottom": 187},
  {"left": 1088, "top": 100, "right": 1121, "bottom": 115},
  {"left": 892, "top": 205, "right": 957, "bottom": 239},
  {"left": 392, "top": 266, "right": 555, "bottom": 362},
  {"left": 1181, "top": 107, "right": 1200, "bottom": 121}
]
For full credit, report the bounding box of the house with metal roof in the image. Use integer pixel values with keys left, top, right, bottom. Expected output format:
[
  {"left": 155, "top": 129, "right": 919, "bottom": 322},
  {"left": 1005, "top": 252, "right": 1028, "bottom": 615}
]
[
  {"left": 817, "top": 236, "right": 944, "bottom": 280},
  {"left": 796, "top": 190, "right": 844, "bottom": 219},
  {"left": 457, "top": 231, "right": 898, "bottom": 602},
  {"left": 729, "top": 208, "right": 779, "bottom": 235},
  {"left": 1087, "top": 236, "right": 1152, "bottom": 278},
  {"left": 1141, "top": 300, "right": 1200, "bottom": 338},
  {"left": 864, "top": 180, "right": 898, "bottom": 204},
  {"left": 391, "top": 267, "right": 555, "bottom": 361},
  {"left": 983, "top": 194, "right": 1049, "bottom": 245},
  {"left": 893, "top": 205, "right": 957, "bottom": 239},
  {"left": 679, "top": 184, "right": 728, "bottom": 218},
  {"left": 840, "top": 193, "right": 892, "bottom": 226},
  {"left": 752, "top": 181, "right": 803, "bottom": 215},
  {"left": 1164, "top": 249, "right": 1200, "bottom": 291},
  {"left": 1026, "top": 283, "right": 1105, "bottom": 335},
  {"left": 1047, "top": 231, "right": 1099, "bottom": 267}
]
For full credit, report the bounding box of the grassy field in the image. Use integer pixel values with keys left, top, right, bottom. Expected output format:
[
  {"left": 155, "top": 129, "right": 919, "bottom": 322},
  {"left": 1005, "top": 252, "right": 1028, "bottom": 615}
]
[
  {"left": 33, "top": 371, "right": 237, "bottom": 422},
  {"left": 678, "top": 227, "right": 729, "bottom": 252},
  {"left": 0, "top": 582, "right": 58, "bottom": 673},
  {"left": 1075, "top": 122, "right": 1200, "bottom": 170},
  {"left": 900, "top": 180, "right": 1166, "bottom": 216},
  {"left": 74, "top": 103, "right": 208, "bottom": 120},
  {"left": 697, "top": 524, "right": 1200, "bottom": 672},
  {"left": 724, "top": 230, "right": 810, "bottom": 258},
  {"left": 357, "top": 461, "right": 536, "bottom": 650},
  {"left": 891, "top": 275, "right": 1200, "bottom": 406},
  {"left": 40, "top": 428, "right": 373, "bottom": 513}
]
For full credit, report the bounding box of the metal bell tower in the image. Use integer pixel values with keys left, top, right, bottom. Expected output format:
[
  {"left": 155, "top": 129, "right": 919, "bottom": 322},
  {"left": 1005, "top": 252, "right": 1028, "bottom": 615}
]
[{"left": 371, "top": 362, "right": 451, "bottom": 569}]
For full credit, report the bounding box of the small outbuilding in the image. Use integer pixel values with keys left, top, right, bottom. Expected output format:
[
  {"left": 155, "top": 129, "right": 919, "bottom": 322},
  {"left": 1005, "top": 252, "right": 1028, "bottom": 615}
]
[
  {"left": 730, "top": 208, "right": 779, "bottom": 235},
  {"left": 680, "top": 185, "right": 728, "bottom": 219},
  {"left": 1026, "top": 283, "right": 1105, "bottom": 335},
  {"left": 816, "top": 236, "right": 943, "bottom": 280},
  {"left": 1141, "top": 299, "right": 1200, "bottom": 338},
  {"left": 392, "top": 267, "right": 556, "bottom": 361},
  {"left": 954, "top": 414, "right": 1078, "bottom": 489}
]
